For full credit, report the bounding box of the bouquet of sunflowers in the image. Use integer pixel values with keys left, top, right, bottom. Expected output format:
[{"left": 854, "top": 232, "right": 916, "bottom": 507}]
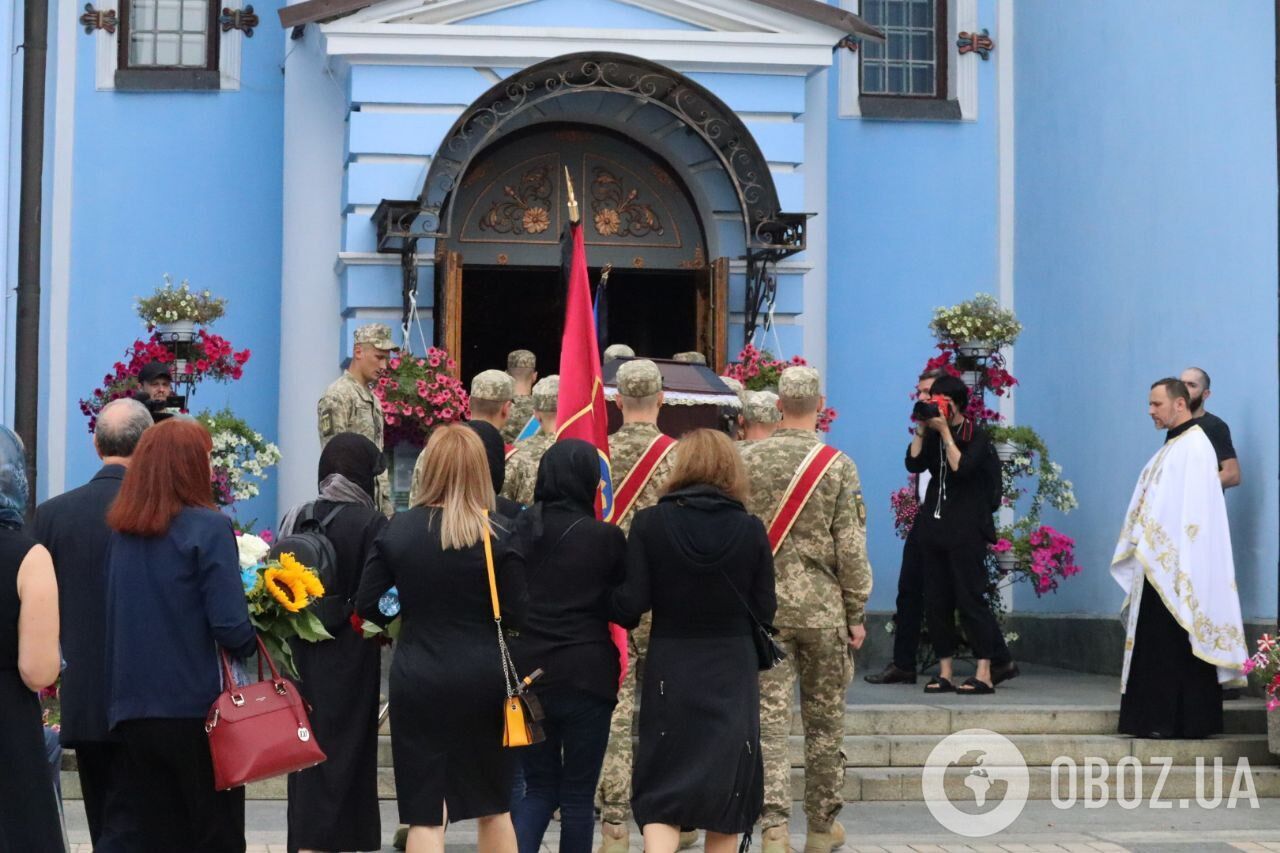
[{"left": 240, "top": 550, "right": 333, "bottom": 679}]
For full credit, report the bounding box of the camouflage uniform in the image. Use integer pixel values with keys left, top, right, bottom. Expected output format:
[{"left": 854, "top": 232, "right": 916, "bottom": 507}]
[
  {"left": 603, "top": 343, "right": 635, "bottom": 363},
  {"left": 598, "top": 361, "right": 675, "bottom": 828},
  {"left": 672, "top": 350, "right": 707, "bottom": 365},
  {"left": 317, "top": 323, "right": 397, "bottom": 517},
  {"left": 409, "top": 369, "right": 514, "bottom": 506},
  {"left": 501, "top": 349, "right": 538, "bottom": 444},
  {"left": 502, "top": 375, "right": 558, "bottom": 506},
  {"left": 741, "top": 367, "right": 872, "bottom": 834}
]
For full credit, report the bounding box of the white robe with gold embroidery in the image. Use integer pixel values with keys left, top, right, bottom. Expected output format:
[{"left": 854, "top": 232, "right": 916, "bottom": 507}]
[{"left": 1111, "top": 424, "right": 1245, "bottom": 689}]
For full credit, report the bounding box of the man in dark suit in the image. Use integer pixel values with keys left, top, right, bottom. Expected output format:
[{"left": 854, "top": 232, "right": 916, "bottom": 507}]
[{"left": 34, "top": 397, "right": 153, "bottom": 851}]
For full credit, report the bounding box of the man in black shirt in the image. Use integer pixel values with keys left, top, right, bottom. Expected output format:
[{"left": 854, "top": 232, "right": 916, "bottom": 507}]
[{"left": 1180, "top": 367, "right": 1240, "bottom": 489}]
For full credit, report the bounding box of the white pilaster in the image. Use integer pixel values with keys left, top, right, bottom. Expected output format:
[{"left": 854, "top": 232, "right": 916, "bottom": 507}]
[
  {"left": 802, "top": 67, "right": 828, "bottom": 380},
  {"left": 996, "top": 0, "right": 1015, "bottom": 612},
  {"left": 277, "top": 27, "right": 349, "bottom": 518}
]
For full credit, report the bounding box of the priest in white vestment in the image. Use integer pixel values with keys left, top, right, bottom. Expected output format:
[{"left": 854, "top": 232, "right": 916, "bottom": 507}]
[{"left": 1111, "top": 378, "right": 1246, "bottom": 738}]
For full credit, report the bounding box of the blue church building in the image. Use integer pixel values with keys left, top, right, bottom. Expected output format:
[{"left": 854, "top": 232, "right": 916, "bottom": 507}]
[{"left": 2, "top": 0, "right": 1276, "bottom": 659}]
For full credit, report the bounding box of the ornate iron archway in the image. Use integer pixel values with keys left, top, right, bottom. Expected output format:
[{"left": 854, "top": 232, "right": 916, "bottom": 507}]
[{"left": 375, "top": 52, "right": 806, "bottom": 343}]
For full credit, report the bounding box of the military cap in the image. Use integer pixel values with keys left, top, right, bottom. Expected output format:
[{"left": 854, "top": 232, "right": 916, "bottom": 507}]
[
  {"left": 742, "top": 390, "right": 782, "bottom": 424},
  {"left": 532, "top": 375, "right": 560, "bottom": 412},
  {"left": 603, "top": 343, "right": 635, "bottom": 362},
  {"left": 353, "top": 322, "right": 398, "bottom": 352},
  {"left": 719, "top": 375, "right": 745, "bottom": 398},
  {"left": 615, "top": 359, "right": 663, "bottom": 398},
  {"left": 778, "top": 365, "right": 821, "bottom": 399},
  {"left": 471, "top": 369, "right": 515, "bottom": 402},
  {"left": 672, "top": 351, "right": 707, "bottom": 365},
  {"left": 507, "top": 349, "right": 536, "bottom": 370},
  {"left": 139, "top": 361, "right": 172, "bottom": 383}
]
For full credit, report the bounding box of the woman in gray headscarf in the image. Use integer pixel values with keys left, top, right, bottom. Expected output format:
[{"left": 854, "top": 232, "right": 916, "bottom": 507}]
[
  {"left": 280, "top": 433, "right": 390, "bottom": 853},
  {"left": 0, "top": 425, "right": 63, "bottom": 849}
]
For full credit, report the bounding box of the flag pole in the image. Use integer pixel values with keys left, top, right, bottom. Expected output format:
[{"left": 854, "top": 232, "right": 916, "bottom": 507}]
[{"left": 564, "top": 166, "right": 580, "bottom": 224}]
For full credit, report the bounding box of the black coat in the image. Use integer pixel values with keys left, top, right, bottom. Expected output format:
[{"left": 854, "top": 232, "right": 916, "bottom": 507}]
[{"left": 33, "top": 464, "right": 125, "bottom": 745}]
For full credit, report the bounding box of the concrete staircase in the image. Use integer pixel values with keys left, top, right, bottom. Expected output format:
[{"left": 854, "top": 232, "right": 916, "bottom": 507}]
[{"left": 58, "top": 698, "right": 1279, "bottom": 802}]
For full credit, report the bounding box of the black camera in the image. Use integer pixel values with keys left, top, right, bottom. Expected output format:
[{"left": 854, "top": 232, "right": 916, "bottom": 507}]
[{"left": 911, "top": 395, "right": 953, "bottom": 422}]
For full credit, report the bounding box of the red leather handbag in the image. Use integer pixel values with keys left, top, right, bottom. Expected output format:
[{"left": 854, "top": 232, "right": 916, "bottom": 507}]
[{"left": 204, "top": 636, "right": 327, "bottom": 790}]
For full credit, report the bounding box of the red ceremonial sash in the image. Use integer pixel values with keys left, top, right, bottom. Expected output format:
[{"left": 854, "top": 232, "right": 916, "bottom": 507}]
[
  {"left": 504, "top": 443, "right": 518, "bottom": 461},
  {"left": 767, "top": 443, "right": 842, "bottom": 555},
  {"left": 611, "top": 434, "right": 676, "bottom": 524}
]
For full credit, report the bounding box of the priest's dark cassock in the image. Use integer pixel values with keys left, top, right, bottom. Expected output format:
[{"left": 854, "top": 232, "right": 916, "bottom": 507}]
[{"left": 1111, "top": 420, "right": 1247, "bottom": 739}]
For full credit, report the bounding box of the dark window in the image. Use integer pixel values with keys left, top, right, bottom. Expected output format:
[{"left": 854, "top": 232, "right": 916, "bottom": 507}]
[
  {"left": 860, "top": 0, "right": 947, "bottom": 98},
  {"left": 116, "top": 0, "right": 220, "bottom": 90}
]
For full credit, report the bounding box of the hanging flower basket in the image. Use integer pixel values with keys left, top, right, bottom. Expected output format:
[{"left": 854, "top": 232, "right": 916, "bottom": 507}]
[
  {"left": 994, "top": 551, "right": 1020, "bottom": 575},
  {"left": 956, "top": 339, "right": 998, "bottom": 357},
  {"left": 995, "top": 441, "right": 1017, "bottom": 463},
  {"left": 171, "top": 358, "right": 193, "bottom": 379},
  {"left": 960, "top": 370, "right": 983, "bottom": 389},
  {"left": 155, "top": 319, "right": 198, "bottom": 343}
]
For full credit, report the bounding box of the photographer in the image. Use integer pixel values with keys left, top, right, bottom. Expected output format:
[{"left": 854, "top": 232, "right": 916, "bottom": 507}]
[{"left": 905, "top": 375, "right": 1003, "bottom": 695}]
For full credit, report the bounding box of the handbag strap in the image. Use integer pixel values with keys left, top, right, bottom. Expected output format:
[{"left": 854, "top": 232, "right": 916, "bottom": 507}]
[
  {"left": 482, "top": 512, "right": 520, "bottom": 699},
  {"left": 218, "top": 634, "right": 282, "bottom": 692},
  {"left": 714, "top": 565, "right": 770, "bottom": 636}
]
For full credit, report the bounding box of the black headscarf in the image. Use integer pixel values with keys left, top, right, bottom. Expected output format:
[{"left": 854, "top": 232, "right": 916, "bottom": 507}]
[
  {"left": 516, "top": 438, "right": 599, "bottom": 543},
  {"left": 466, "top": 421, "right": 507, "bottom": 495},
  {"left": 318, "top": 433, "right": 384, "bottom": 502}
]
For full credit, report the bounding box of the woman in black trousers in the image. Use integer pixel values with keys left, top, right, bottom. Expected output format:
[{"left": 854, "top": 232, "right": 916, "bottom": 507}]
[
  {"left": 906, "top": 374, "right": 1003, "bottom": 695},
  {"left": 612, "top": 429, "right": 776, "bottom": 853},
  {"left": 281, "top": 433, "right": 390, "bottom": 853},
  {"left": 509, "top": 439, "right": 627, "bottom": 853},
  {"left": 356, "top": 424, "right": 527, "bottom": 853}
]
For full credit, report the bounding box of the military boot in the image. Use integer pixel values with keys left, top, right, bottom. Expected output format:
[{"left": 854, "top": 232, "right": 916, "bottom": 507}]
[
  {"left": 678, "top": 828, "right": 699, "bottom": 849},
  {"left": 803, "top": 820, "right": 845, "bottom": 853},
  {"left": 761, "top": 824, "right": 790, "bottom": 853},
  {"left": 598, "top": 820, "right": 629, "bottom": 853}
]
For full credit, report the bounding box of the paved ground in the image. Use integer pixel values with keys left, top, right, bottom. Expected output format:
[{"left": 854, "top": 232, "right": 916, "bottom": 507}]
[
  {"left": 845, "top": 661, "right": 1123, "bottom": 707},
  {"left": 60, "top": 798, "right": 1280, "bottom": 851}
]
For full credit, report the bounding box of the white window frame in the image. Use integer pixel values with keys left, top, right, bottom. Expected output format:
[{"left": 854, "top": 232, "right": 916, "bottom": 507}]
[
  {"left": 838, "top": 0, "right": 977, "bottom": 121},
  {"left": 94, "top": 0, "right": 246, "bottom": 91}
]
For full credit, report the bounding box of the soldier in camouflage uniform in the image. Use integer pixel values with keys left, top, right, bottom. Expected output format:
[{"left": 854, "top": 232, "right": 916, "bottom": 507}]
[
  {"left": 409, "top": 369, "right": 514, "bottom": 506},
  {"left": 738, "top": 389, "right": 782, "bottom": 448},
  {"left": 501, "top": 349, "right": 538, "bottom": 444},
  {"left": 741, "top": 366, "right": 872, "bottom": 853},
  {"left": 602, "top": 343, "right": 635, "bottom": 363},
  {"left": 317, "top": 322, "right": 397, "bottom": 516},
  {"left": 671, "top": 350, "right": 707, "bottom": 365},
  {"left": 597, "top": 359, "right": 680, "bottom": 853},
  {"left": 501, "top": 374, "right": 558, "bottom": 507}
]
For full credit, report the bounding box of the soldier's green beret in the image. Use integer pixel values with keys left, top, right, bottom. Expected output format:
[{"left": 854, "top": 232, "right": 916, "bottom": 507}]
[
  {"left": 354, "top": 323, "right": 398, "bottom": 352},
  {"left": 471, "top": 369, "right": 515, "bottom": 402},
  {"left": 672, "top": 351, "right": 707, "bottom": 365},
  {"left": 778, "top": 365, "right": 821, "bottom": 399},
  {"left": 507, "top": 349, "right": 536, "bottom": 370},
  {"left": 615, "top": 359, "right": 663, "bottom": 398},
  {"left": 603, "top": 344, "right": 635, "bottom": 362},
  {"left": 742, "top": 390, "right": 782, "bottom": 424},
  {"left": 532, "top": 375, "right": 559, "bottom": 412}
]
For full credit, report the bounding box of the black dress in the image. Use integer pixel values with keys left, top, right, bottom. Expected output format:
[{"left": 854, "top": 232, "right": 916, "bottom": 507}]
[
  {"left": 611, "top": 486, "right": 776, "bottom": 835},
  {"left": 286, "top": 500, "right": 388, "bottom": 853},
  {"left": 0, "top": 529, "right": 63, "bottom": 852},
  {"left": 355, "top": 507, "right": 527, "bottom": 826}
]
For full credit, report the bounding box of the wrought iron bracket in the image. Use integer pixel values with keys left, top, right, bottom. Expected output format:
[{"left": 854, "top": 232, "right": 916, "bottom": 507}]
[
  {"left": 79, "top": 3, "right": 117, "bottom": 34},
  {"left": 220, "top": 5, "right": 260, "bottom": 36},
  {"left": 957, "top": 29, "right": 994, "bottom": 60},
  {"left": 399, "top": 238, "right": 420, "bottom": 341}
]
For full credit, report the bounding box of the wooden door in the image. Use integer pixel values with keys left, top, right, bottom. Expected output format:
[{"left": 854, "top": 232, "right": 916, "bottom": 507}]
[
  {"left": 695, "top": 257, "right": 730, "bottom": 371},
  {"left": 435, "top": 250, "right": 463, "bottom": 374}
]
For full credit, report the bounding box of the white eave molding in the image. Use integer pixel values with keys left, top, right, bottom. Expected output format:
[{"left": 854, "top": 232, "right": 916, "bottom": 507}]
[
  {"left": 94, "top": 0, "right": 249, "bottom": 91},
  {"left": 319, "top": 24, "right": 841, "bottom": 72}
]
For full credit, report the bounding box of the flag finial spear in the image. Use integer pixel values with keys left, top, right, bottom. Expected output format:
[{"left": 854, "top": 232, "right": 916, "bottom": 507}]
[{"left": 565, "top": 166, "right": 580, "bottom": 224}]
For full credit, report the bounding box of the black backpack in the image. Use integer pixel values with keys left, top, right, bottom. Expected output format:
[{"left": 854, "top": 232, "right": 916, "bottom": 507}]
[{"left": 270, "top": 503, "right": 347, "bottom": 633}]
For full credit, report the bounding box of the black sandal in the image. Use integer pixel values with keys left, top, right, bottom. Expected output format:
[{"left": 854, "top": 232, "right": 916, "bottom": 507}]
[
  {"left": 924, "top": 676, "right": 955, "bottom": 693},
  {"left": 956, "top": 677, "right": 995, "bottom": 695}
]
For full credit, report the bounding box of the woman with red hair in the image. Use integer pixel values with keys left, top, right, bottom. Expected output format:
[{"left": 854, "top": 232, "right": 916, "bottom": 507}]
[{"left": 104, "top": 417, "right": 256, "bottom": 853}]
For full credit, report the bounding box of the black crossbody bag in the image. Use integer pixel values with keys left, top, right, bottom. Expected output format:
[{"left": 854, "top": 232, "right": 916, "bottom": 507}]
[{"left": 715, "top": 567, "right": 786, "bottom": 671}]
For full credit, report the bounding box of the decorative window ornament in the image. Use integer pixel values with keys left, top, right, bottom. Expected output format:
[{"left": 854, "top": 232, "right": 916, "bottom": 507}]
[
  {"left": 80, "top": 3, "right": 118, "bottom": 34},
  {"left": 957, "top": 28, "right": 994, "bottom": 60},
  {"left": 219, "top": 4, "right": 259, "bottom": 37}
]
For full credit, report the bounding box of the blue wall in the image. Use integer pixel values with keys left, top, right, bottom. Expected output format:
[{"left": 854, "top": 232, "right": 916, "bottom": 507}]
[
  {"left": 824, "top": 0, "right": 1001, "bottom": 613},
  {"left": 59, "top": 8, "right": 286, "bottom": 528},
  {"left": 1014, "top": 0, "right": 1278, "bottom": 620}
]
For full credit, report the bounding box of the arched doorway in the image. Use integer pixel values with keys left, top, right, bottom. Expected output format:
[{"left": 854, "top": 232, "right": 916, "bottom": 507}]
[{"left": 374, "top": 52, "right": 807, "bottom": 378}]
